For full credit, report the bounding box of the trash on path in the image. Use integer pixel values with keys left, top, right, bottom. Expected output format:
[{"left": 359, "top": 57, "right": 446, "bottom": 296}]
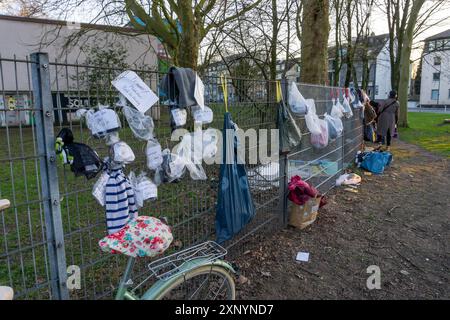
[
  {"left": 335, "top": 173, "right": 361, "bottom": 186},
  {"left": 296, "top": 251, "right": 310, "bottom": 262}
]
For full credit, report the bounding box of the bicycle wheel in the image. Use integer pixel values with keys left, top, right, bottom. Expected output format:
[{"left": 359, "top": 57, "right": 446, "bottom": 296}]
[{"left": 154, "top": 265, "right": 236, "bottom": 300}]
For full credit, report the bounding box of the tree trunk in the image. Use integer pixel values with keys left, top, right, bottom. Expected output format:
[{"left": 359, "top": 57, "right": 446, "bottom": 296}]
[
  {"left": 397, "top": 0, "right": 425, "bottom": 128},
  {"left": 177, "top": 0, "right": 200, "bottom": 69},
  {"left": 270, "top": 0, "right": 279, "bottom": 81},
  {"left": 300, "top": 0, "right": 330, "bottom": 84}
]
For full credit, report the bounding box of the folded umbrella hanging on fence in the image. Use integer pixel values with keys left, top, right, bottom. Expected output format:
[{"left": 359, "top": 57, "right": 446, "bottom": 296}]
[
  {"left": 277, "top": 81, "right": 302, "bottom": 154},
  {"left": 215, "top": 76, "right": 256, "bottom": 244}
]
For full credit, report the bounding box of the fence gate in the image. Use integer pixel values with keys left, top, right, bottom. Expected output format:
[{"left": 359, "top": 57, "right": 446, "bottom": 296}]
[{"left": 0, "top": 52, "right": 363, "bottom": 300}]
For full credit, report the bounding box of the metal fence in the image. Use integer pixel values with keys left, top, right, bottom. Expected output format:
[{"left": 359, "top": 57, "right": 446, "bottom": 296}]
[{"left": 0, "top": 52, "right": 363, "bottom": 300}]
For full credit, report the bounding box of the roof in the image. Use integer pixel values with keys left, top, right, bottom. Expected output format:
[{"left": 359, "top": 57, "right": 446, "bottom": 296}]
[
  {"left": 0, "top": 14, "right": 141, "bottom": 34},
  {"left": 328, "top": 33, "right": 389, "bottom": 60},
  {"left": 425, "top": 29, "right": 450, "bottom": 41}
]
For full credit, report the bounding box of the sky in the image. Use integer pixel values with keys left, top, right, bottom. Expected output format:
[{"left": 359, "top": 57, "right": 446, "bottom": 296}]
[{"left": 1, "top": 0, "right": 450, "bottom": 61}]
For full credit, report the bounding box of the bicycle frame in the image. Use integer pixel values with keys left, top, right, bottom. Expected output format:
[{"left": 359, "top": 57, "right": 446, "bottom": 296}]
[{"left": 115, "top": 256, "right": 236, "bottom": 300}]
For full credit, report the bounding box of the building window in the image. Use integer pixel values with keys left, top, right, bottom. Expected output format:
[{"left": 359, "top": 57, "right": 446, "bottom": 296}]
[
  {"left": 448, "top": 89, "right": 450, "bottom": 99},
  {"left": 434, "top": 56, "right": 441, "bottom": 65},
  {"left": 431, "top": 89, "right": 439, "bottom": 100},
  {"left": 429, "top": 41, "right": 435, "bottom": 51},
  {"left": 433, "top": 72, "right": 440, "bottom": 81}
]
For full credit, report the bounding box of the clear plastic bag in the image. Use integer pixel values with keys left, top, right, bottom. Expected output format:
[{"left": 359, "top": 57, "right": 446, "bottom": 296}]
[
  {"left": 324, "top": 113, "right": 343, "bottom": 140},
  {"left": 288, "top": 82, "right": 307, "bottom": 115},
  {"left": 123, "top": 105, "right": 155, "bottom": 140},
  {"left": 129, "top": 171, "right": 158, "bottom": 208},
  {"left": 305, "top": 108, "right": 321, "bottom": 136},
  {"left": 92, "top": 171, "right": 109, "bottom": 206},
  {"left": 310, "top": 118, "right": 329, "bottom": 149},
  {"left": 170, "top": 106, "right": 187, "bottom": 128},
  {"left": 110, "top": 141, "right": 135, "bottom": 164},
  {"left": 85, "top": 107, "right": 121, "bottom": 138},
  {"left": 146, "top": 138, "right": 163, "bottom": 170},
  {"left": 330, "top": 98, "right": 344, "bottom": 119},
  {"left": 154, "top": 149, "right": 186, "bottom": 185},
  {"left": 191, "top": 105, "right": 213, "bottom": 124},
  {"left": 173, "top": 132, "right": 207, "bottom": 180},
  {"left": 342, "top": 95, "right": 353, "bottom": 119}
]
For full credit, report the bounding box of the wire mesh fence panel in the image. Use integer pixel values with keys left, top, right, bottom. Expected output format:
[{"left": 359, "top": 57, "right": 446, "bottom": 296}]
[
  {"left": 0, "top": 52, "right": 363, "bottom": 300},
  {"left": 0, "top": 55, "right": 55, "bottom": 299}
]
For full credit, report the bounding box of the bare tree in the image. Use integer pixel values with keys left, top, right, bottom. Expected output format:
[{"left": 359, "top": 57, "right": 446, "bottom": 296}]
[{"left": 300, "top": 0, "right": 330, "bottom": 84}]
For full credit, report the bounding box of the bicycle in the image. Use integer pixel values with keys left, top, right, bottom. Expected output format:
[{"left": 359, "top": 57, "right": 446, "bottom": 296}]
[
  {"left": 0, "top": 197, "right": 237, "bottom": 300},
  {"left": 115, "top": 241, "right": 237, "bottom": 300}
]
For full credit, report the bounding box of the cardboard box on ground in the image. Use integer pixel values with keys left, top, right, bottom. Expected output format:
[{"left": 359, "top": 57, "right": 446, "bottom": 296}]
[{"left": 288, "top": 197, "right": 322, "bottom": 229}]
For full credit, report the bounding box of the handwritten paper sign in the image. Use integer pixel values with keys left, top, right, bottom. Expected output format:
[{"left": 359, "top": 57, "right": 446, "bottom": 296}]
[{"left": 112, "top": 70, "right": 158, "bottom": 113}]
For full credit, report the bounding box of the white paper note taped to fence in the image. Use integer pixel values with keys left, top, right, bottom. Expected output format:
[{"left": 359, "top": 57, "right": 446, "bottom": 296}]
[{"left": 112, "top": 70, "right": 158, "bottom": 114}]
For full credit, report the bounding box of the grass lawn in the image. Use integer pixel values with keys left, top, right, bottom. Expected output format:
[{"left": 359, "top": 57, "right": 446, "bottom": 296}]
[{"left": 399, "top": 112, "right": 450, "bottom": 158}]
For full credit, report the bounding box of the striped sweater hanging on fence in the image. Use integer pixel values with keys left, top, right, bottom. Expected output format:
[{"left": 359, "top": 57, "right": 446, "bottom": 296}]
[{"left": 105, "top": 168, "right": 138, "bottom": 234}]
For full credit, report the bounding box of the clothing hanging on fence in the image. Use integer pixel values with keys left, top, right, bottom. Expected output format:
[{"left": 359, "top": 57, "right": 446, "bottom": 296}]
[
  {"left": 55, "top": 128, "right": 103, "bottom": 180},
  {"left": 104, "top": 165, "right": 138, "bottom": 234},
  {"left": 160, "top": 66, "right": 203, "bottom": 109}
]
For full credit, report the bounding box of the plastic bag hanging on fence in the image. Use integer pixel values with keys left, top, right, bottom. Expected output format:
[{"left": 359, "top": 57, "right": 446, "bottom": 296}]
[
  {"left": 104, "top": 166, "right": 138, "bottom": 234},
  {"left": 215, "top": 112, "right": 256, "bottom": 244},
  {"left": 288, "top": 82, "right": 307, "bottom": 115},
  {"left": 122, "top": 104, "right": 155, "bottom": 141},
  {"left": 324, "top": 113, "right": 343, "bottom": 140},
  {"left": 92, "top": 171, "right": 109, "bottom": 206},
  {"left": 109, "top": 141, "right": 135, "bottom": 164},
  {"left": 310, "top": 117, "right": 329, "bottom": 149},
  {"left": 191, "top": 105, "right": 213, "bottom": 124},
  {"left": 305, "top": 104, "right": 321, "bottom": 136},
  {"left": 330, "top": 98, "right": 344, "bottom": 119},
  {"left": 277, "top": 84, "right": 302, "bottom": 154},
  {"left": 172, "top": 130, "right": 207, "bottom": 180},
  {"left": 154, "top": 149, "right": 186, "bottom": 185},
  {"left": 146, "top": 138, "right": 163, "bottom": 170},
  {"left": 79, "top": 107, "right": 121, "bottom": 138},
  {"left": 170, "top": 105, "right": 187, "bottom": 129},
  {"left": 129, "top": 171, "right": 158, "bottom": 208},
  {"left": 342, "top": 94, "right": 353, "bottom": 119}
]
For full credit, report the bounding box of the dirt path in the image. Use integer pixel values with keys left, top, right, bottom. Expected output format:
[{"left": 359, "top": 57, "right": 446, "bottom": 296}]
[{"left": 234, "top": 140, "right": 450, "bottom": 299}]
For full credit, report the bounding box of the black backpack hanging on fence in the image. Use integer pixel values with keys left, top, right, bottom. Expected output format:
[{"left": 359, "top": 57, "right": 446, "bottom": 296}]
[{"left": 55, "top": 128, "right": 103, "bottom": 179}]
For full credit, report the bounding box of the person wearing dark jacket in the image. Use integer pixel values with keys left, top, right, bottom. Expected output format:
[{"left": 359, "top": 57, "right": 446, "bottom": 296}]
[{"left": 377, "top": 90, "right": 400, "bottom": 150}]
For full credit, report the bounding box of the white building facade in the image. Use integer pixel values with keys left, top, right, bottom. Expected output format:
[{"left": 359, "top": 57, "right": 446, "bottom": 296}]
[
  {"left": 0, "top": 15, "right": 159, "bottom": 126},
  {"left": 420, "top": 29, "right": 450, "bottom": 108}
]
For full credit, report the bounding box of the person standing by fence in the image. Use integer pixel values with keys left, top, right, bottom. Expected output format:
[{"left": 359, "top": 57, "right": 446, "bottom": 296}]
[{"left": 377, "top": 90, "right": 400, "bottom": 151}]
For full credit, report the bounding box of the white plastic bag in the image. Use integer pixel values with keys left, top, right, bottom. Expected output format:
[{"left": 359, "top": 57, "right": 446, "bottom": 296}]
[
  {"left": 310, "top": 118, "right": 329, "bottom": 149},
  {"left": 86, "top": 107, "right": 121, "bottom": 138},
  {"left": 173, "top": 132, "right": 207, "bottom": 180},
  {"left": 324, "top": 113, "right": 343, "bottom": 140},
  {"left": 123, "top": 105, "right": 155, "bottom": 141},
  {"left": 288, "top": 82, "right": 307, "bottom": 115},
  {"left": 146, "top": 138, "right": 163, "bottom": 170},
  {"left": 192, "top": 105, "right": 213, "bottom": 124},
  {"left": 305, "top": 108, "right": 321, "bottom": 136},
  {"left": 330, "top": 98, "right": 344, "bottom": 119},
  {"left": 342, "top": 95, "right": 353, "bottom": 119},
  {"left": 129, "top": 171, "right": 157, "bottom": 208},
  {"left": 110, "top": 141, "right": 135, "bottom": 164},
  {"left": 171, "top": 107, "right": 187, "bottom": 127},
  {"left": 92, "top": 171, "right": 109, "bottom": 206},
  {"left": 336, "top": 173, "right": 361, "bottom": 186}
]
